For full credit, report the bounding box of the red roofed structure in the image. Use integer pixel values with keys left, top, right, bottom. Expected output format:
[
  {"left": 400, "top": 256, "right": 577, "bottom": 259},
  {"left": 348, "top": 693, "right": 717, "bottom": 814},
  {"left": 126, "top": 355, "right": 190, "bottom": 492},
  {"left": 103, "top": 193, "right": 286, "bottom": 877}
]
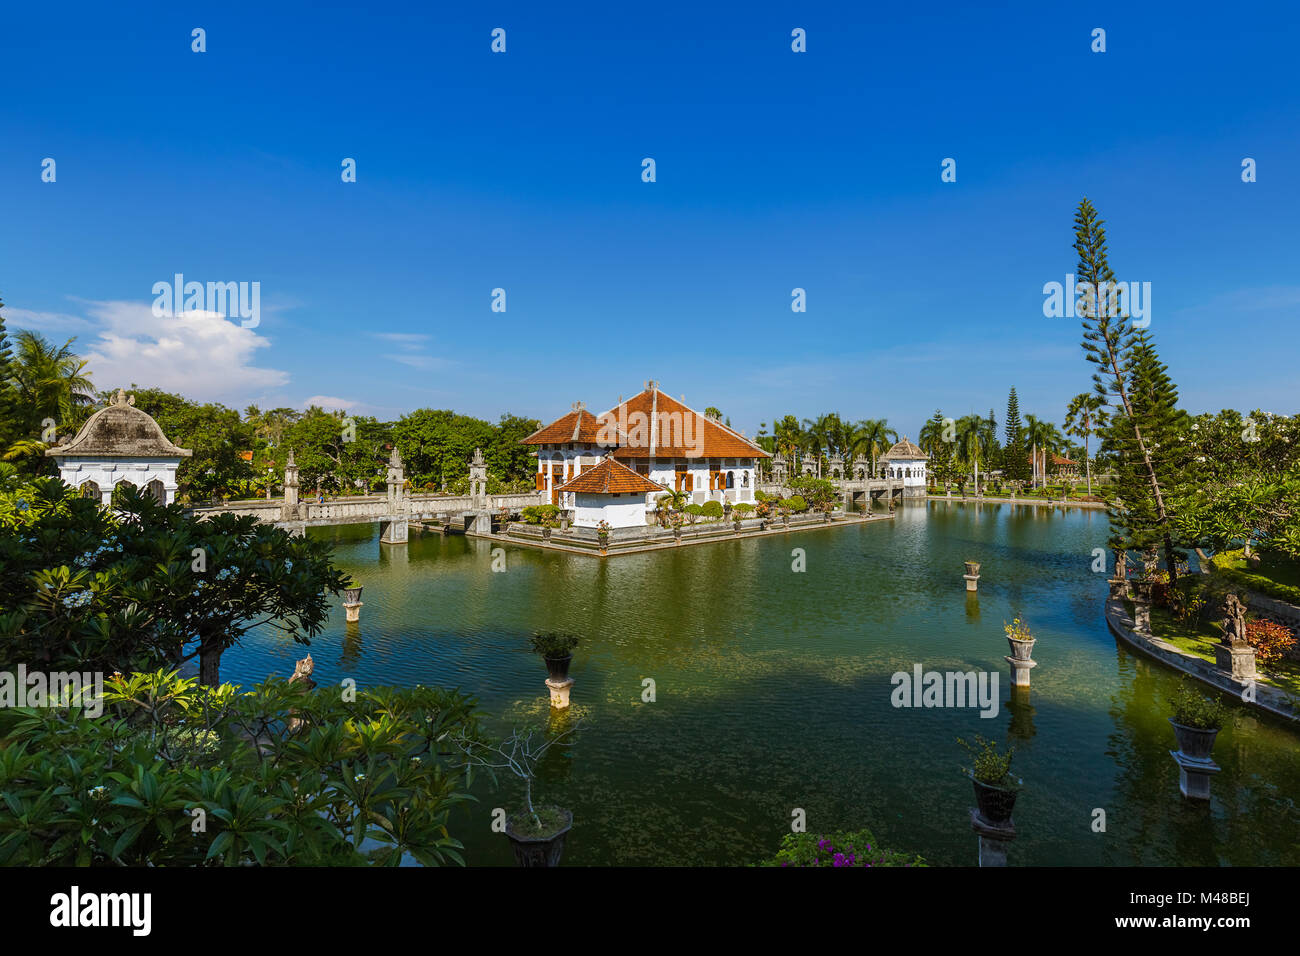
[{"left": 523, "top": 382, "right": 768, "bottom": 526}]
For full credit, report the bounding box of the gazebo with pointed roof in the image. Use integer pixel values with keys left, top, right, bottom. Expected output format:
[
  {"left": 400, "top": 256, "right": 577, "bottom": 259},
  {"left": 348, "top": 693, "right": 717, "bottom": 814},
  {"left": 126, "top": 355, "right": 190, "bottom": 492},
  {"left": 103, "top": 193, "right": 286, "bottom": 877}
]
[
  {"left": 46, "top": 388, "right": 192, "bottom": 506},
  {"left": 879, "top": 436, "right": 929, "bottom": 497}
]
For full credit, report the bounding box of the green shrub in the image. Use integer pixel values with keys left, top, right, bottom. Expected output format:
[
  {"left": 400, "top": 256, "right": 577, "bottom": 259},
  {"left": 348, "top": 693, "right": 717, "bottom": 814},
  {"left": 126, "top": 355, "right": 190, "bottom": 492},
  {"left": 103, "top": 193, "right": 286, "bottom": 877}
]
[
  {"left": 786, "top": 495, "right": 807, "bottom": 513},
  {"left": 958, "top": 735, "right": 1018, "bottom": 788},
  {"left": 684, "top": 503, "right": 704, "bottom": 516},
  {"left": 520, "top": 504, "right": 561, "bottom": 526},
  {"left": 529, "top": 631, "right": 579, "bottom": 658},
  {"left": 700, "top": 500, "right": 724, "bottom": 519},
  {"left": 0, "top": 670, "right": 480, "bottom": 866},
  {"left": 733, "top": 503, "right": 755, "bottom": 515},
  {"left": 1170, "top": 678, "right": 1228, "bottom": 730},
  {"left": 761, "top": 828, "right": 926, "bottom": 867}
]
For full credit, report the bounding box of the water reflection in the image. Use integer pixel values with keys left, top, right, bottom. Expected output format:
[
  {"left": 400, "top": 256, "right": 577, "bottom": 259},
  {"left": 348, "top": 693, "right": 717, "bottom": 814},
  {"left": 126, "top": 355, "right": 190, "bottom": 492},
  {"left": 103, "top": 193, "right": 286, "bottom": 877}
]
[{"left": 224, "top": 505, "right": 1300, "bottom": 866}]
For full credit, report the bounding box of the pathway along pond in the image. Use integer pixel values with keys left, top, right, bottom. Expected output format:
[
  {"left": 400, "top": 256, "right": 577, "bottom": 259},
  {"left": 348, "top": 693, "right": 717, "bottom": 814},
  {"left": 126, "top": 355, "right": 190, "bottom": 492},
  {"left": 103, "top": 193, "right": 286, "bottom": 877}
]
[{"left": 226, "top": 501, "right": 1300, "bottom": 866}]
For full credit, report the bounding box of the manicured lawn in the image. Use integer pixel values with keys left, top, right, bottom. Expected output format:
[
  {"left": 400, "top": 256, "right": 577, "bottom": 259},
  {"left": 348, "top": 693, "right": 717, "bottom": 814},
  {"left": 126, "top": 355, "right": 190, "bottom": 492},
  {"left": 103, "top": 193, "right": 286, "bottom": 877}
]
[
  {"left": 1138, "top": 602, "right": 1300, "bottom": 698},
  {"left": 1216, "top": 551, "right": 1300, "bottom": 590}
]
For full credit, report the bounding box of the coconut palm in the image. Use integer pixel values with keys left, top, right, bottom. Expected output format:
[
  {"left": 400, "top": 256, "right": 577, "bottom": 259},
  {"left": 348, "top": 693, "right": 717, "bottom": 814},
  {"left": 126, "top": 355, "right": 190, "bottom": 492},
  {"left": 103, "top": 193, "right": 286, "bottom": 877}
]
[
  {"left": 4, "top": 331, "right": 95, "bottom": 464},
  {"left": 853, "top": 418, "right": 898, "bottom": 476},
  {"left": 799, "top": 413, "right": 840, "bottom": 476},
  {"left": 1025, "top": 415, "right": 1069, "bottom": 488},
  {"left": 955, "top": 414, "right": 987, "bottom": 492},
  {"left": 1064, "top": 392, "right": 1108, "bottom": 496}
]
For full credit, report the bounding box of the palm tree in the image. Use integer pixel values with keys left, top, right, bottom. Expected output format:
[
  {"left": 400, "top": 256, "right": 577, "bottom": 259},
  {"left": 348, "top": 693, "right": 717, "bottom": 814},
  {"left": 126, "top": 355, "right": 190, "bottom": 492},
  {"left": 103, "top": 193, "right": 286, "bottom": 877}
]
[
  {"left": 5, "top": 331, "right": 94, "bottom": 463},
  {"left": 955, "top": 414, "right": 986, "bottom": 492},
  {"left": 799, "top": 414, "right": 834, "bottom": 477},
  {"left": 1064, "top": 392, "right": 1108, "bottom": 496},
  {"left": 1025, "top": 415, "right": 1068, "bottom": 488},
  {"left": 855, "top": 418, "right": 898, "bottom": 476}
]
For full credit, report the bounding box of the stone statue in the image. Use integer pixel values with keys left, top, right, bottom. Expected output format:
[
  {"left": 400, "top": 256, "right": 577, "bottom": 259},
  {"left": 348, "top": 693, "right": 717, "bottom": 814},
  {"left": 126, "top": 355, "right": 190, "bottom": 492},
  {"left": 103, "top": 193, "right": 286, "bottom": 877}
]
[
  {"left": 1221, "top": 594, "right": 1249, "bottom": 646},
  {"left": 287, "top": 654, "right": 316, "bottom": 734}
]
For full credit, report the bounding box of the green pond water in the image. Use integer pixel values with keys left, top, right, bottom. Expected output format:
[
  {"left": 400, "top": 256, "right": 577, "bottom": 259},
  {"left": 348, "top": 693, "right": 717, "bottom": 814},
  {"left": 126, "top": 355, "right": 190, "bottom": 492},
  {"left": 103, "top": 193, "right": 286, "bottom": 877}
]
[{"left": 226, "top": 502, "right": 1300, "bottom": 866}]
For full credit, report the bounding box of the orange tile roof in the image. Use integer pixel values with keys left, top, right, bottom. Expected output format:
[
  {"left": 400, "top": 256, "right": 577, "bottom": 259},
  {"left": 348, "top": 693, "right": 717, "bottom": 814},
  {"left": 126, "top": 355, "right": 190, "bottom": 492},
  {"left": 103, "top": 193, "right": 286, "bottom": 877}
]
[
  {"left": 520, "top": 408, "right": 605, "bottom": 445},
  {"left": 556, "top": 456, "right": 666, "bottom": 495},
  {"left": 601, "top": 388, "right": 769, "bottom": 460}
]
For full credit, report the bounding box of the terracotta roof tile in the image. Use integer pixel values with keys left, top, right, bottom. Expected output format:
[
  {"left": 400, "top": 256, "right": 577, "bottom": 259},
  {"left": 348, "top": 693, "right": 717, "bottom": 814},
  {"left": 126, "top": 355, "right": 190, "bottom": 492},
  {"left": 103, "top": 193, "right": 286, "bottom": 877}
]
[
  {"left": 521, "top": 387, "right": 769, "bottom": 460},
  {"left": 557, "top": 456, "right": 666, "bottom": 495},
  {"left": 520, "top": 408, "right": 605, "bottom": 445},
  {"left": 601, "top": 389, "right": 769, "bottom": 460}
]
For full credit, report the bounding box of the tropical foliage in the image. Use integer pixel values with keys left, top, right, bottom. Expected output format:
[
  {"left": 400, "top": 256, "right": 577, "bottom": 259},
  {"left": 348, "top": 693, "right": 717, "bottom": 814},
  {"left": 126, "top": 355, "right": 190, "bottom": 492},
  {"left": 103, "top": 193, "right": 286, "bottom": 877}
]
[
  {"left": 762, "top": 829, "right": 926, "bottom": 867},
  {"left": 0, "top": 670, "right": 480, "bottom": 866},
  {"left": 0, "top": 479, "right": 347, "bottom": 686}
]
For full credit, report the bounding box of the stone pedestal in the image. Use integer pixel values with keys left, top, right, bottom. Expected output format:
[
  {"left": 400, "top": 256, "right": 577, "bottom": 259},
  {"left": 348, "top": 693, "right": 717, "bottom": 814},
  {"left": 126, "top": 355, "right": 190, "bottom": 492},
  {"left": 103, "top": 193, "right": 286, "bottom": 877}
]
[
  {"left": 964, "top": 573, "right": 980, "bottom": 592},
  {"left": 1107, "top": 578, "right": 1129, "bottom": 600},
  {"left": 1004, "top": 655, "right": 1037, "bottom": 688},
  {"left": 343, "top": 601, "right": 363, "bottom": 623},
  {"left": 1214, "top": 642, "right": 1257, "bottom": 682},
  {"left": 1133, "top": 601, "right": 1151, "bottom": 635},
  {"left": 545, "top": 677, "right": 574, "bottom": 709},
  {"left": 1170, "top": 750, "right": 1220, "bottom": 800},
  {"left": 969, "top": 809, "right": 1016, "bottom": 867}
]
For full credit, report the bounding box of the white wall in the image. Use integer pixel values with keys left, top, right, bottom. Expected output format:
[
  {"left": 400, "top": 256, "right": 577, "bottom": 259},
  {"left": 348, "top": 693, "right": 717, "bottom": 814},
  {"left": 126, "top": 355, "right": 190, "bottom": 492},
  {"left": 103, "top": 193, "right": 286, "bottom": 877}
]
[
  {"left": 537, "top": 446, "right": 759, "bottom": 515},
  {"left": 54, "top": 456, "right": 182, "bottom": 505},
  {"left": 884, "top": 458, "right": 928, "bottom": 488},
  {"left": 573, "top": 493, "right": 647, "bottom": 528}
]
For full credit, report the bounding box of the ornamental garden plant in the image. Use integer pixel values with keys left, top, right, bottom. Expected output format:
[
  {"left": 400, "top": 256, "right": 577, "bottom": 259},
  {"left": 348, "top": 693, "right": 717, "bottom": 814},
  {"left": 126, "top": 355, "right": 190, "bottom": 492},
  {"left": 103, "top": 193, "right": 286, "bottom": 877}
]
[
  {"left": 0, "top": 478, "right": 347, "bottom": 686},
  {"left": 762, "top": 828, "right": 926, "bottom": 867},
  {"left": 0, "top": 670, "right": 481, "bottom": 866}
]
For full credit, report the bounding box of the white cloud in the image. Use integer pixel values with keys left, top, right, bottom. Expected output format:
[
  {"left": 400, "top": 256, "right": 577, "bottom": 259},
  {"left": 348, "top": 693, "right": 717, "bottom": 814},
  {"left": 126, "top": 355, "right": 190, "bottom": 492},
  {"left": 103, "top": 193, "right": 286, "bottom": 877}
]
[
  {"left": 383, "top": 352, "right": 449, "bottom": 369},
  {"left": 302, "top": 395, "right": 357, "bottom": 411},
  {"left": 60, "top": 300, "right": 290, "bottom": 402},
  {"left": 374, "top": 332, "right": 430, "bottom": 350},
  {"left": 4, "top": 307, "right": 96, "bottom": 334}
]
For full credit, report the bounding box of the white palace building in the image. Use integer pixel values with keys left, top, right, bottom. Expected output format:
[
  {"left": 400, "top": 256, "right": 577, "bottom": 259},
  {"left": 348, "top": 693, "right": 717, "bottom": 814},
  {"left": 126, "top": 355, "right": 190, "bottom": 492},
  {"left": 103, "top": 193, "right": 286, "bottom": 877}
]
[{"left": 520, "top": 382, "right": 770, "bottom": 529}]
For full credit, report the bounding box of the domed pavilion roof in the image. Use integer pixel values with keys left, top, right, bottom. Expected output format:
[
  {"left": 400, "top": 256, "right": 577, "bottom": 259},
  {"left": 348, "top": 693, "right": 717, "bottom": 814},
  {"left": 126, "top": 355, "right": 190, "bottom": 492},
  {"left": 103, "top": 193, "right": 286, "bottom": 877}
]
[
  {"left": 46, "top": 389, "right": 192, "bottom": 459},
  {"left": 880, "top": 436, "right": 928, "bottom": 461}
]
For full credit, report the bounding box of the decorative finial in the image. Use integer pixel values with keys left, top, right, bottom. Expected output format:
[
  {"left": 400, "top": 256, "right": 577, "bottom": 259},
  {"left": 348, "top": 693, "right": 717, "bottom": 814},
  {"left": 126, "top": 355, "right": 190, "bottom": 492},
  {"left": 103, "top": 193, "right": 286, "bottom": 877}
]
[
  {"left": 113, "top": 388, "right": 127, "bottom": 406},
  {"left": 286, "top": 448, "right": 296, "bottom": 466},
  {"left": 571, "top": 400, "right": 585, "bottom": 413}
]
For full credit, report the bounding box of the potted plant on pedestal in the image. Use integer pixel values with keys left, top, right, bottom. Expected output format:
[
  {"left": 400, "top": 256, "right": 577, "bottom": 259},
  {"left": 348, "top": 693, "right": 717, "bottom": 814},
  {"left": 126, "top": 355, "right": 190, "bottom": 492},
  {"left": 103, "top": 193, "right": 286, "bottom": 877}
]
[
  {"left": 498, "top": 506, "right": 511, "bottom": 535},
  {"left": 670, "top": 510, "right": 684, "bottom": 543},
  {"left": 1004, "top": 617, "right": 1035, "bottom": 660},
  {"left": 959, "top": 734, "right": 1021, "bottom": 826},
  {"left": 1167, "top": 678, "right": 1227, "bottom": 799},
  {"left": 454, "top": 722, "right": 582, "bottom": 867},
  {"left": 530, "top": 631, "right": 579, "bottom": 681},
  {"left": 1168, "top": 678, "right": 1226, "bottom": 762},
  {"left": 596, "top": 519, "right": 610, "bottom": 553},
  {"left": 964, "top": 560, "right": 981, "bottom": 577}
]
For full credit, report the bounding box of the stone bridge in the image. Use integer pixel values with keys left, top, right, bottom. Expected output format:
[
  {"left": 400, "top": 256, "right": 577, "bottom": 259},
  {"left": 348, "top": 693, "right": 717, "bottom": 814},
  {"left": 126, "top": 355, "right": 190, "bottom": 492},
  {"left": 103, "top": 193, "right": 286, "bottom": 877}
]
[
  {"left": 187, "top": 447, "right": 542, "bottom": 544},
  {"left": 761, "top": 452, "right": 906, "bottom": 507}
]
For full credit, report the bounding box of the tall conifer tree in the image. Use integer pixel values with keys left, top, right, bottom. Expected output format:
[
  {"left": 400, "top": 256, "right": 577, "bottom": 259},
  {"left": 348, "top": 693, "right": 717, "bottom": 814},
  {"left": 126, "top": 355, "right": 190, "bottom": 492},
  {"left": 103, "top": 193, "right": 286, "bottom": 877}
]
[
  {"left": 1003, "top": 388, "right": 1029, "bottom": 482},
  {"left": 1074, "top": 198, "right": 1180, "bottom": 587}
]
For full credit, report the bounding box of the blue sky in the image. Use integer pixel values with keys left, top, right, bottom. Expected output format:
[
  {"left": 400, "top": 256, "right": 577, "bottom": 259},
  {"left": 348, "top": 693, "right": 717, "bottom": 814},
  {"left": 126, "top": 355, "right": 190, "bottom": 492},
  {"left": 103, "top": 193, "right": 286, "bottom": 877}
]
[{"left": 3, "top": 1, "right": 1297, "bottom": 440}]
